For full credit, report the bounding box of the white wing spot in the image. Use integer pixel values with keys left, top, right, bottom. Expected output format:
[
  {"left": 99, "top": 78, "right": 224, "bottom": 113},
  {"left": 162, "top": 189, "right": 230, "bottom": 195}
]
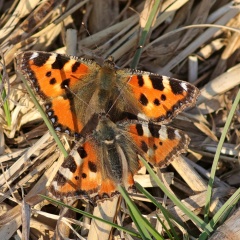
[
  {"left": 142, "top": 75, "right": 152, "bottom": 88},
  {"left": 47, "top": 53, "right": 58, "bottom": 64},
  {"left": 159, "top": 125, "right": 168, "bottom": 141},
  {"left": 71, "top": 150, "right": 83, "bottom": 165},
  {"left": 137, "top": 113, "right": 149, "bottom": 121},
  {"left": 30, "top": 52, "right": 39, "bottom": 59},
  {"left": 162, "top": 76, "right": 171, "bottom": 91},
  {"left": 51, "top": 181, "right": 59, "bottom": 191},
  {"left": 174, "top": 129, "right": 181, "bottom": 139},
  {"left": 142, "top": 125, "right": 151, "bottom": 137},
  {"left": 59, "top": 166, "right": 73, "bottom": 180},
  {"left": 180, "top": 82, "right": 188, "bottom": 91}
]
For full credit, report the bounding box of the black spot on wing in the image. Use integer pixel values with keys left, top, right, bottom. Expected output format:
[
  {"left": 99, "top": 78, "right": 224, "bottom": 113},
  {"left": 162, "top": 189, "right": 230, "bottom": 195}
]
[
  {"left": 63, "top": 91, "right": 74, "bottom": 100},
  {"left": 77, "top": 146, "right": 88, "bottom": 158},
  {"left": 49, "top": 78, "right": 56, "bottom": 84},
  {"left": 169, "top": 80, "right": 184, "bottom": 95},
  {"left": 137, "top": 75, "right": 144, "bottom": 87},
  {"left": 167, "top": 128, "right": 175, "bottom": 140},
  {"left": 161, "top": 94, "right": 166, "bottom": 101},
  {"left": 46, "top": 71, "right": 52, "bottom": 77},
  {"left": 135, "top": 124, "right": 144, "bottom": 136},
  {"left": 52, "top": 54, "right": 69, "bottom": 69},
  {"left": 55, "top": 172, "right": 67, "bottom": 186},
  {"left": 72, "top": 62, "right": 81, "bottom": 72},
  {"left": 153, "top": 98, "right": 160, "bottom": 106},
  {"left": 88, "top": 161, "right": 97, "bottom": 173},
  {"left": 62, "top": 156, "right": 77, "bottom": 173},
  {"left": 82, "top": 173, "right": 87, "bottom": 178},
  {"left": 141, "top": 141, "right": 148, "bottom": 153},
  {"left": 149, "top": 75, "right": 164, "bottom": 91},
  {"left": 139, "top": 93, "right": 148, "bottom": 106},
  {"left": 61, "top": 78, "right": 70, "bottom": 89},
  {"left": 148, "top": 124, "right": 160, "bottom": 138},
  {"left": 32, "top": 52, "right": 52, "bottom": 67}
]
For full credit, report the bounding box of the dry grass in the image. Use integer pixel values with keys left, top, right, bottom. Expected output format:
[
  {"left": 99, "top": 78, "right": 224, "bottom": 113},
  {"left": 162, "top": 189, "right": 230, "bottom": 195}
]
[{"left": 0, "top": 0, "right": 240, "bottom": 239}]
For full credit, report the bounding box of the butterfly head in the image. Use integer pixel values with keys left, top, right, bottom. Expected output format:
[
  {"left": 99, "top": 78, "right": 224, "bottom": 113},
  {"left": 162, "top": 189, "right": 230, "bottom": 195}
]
[
  {"left": 94, "top": 116, "right": 119, "bottom": 144},
  {"left": 103, "top": 56, "right": 115, "bottom": 70}
]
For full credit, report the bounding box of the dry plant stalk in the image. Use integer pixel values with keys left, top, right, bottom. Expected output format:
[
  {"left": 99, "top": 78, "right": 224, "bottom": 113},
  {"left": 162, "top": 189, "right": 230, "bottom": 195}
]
[{"left": 0, "top": 0, "right": 239, "bottom": 239}]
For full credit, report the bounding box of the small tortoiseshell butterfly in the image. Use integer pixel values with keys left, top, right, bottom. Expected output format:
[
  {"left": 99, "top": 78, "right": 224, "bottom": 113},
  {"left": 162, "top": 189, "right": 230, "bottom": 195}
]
[
  {"left": 15, "top": 51, "right": 199, "bottom": 202},
  {"left": 48, "top": 114, "right": 190, "bottom": 202}
]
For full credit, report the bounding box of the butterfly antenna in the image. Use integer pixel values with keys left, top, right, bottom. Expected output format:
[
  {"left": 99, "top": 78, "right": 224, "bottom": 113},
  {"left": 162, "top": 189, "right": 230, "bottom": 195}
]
[
  {"left": 107, "top": 73, "right": 134, "bottom": 115},
  {"left": 64, "top": 85, "right": 90, "bottom": 107},
  {"left": 81, "top": 22, "right": 91, "bottom": 37},
  {"left": 81, "top": 22, "right": 100, "bottom": 53}
]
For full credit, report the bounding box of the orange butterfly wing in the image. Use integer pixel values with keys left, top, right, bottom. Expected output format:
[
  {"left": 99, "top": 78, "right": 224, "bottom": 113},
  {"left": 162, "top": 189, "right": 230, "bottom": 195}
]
[
  {"left": 117, "top": 70, "right": 199, "bottom": 123},
  {"left": 16, "top": 51, "right": 100, "bottom": 136},
  {"left": 120, "top": 121, "right": 190, "bottom": 167},
  {"left": 49, "top": 140, "right": 119, "bottom": 201}
]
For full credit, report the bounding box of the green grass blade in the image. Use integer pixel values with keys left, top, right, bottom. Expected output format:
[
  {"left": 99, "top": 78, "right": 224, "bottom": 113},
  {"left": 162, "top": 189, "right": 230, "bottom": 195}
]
[
  {"left": 139, "top": 156, "right": 213, "bottom": 235},
  {"left": 135, "top": 182, "right": 182, "bottom": 239},
  {"left": 199, "top": 188, "right": 240, "bottom": 240},
  {"left": 19, "top": 73, "right": 68, "bottom": 158},
  {"left": 131, "top": 0, "right": 162, "bottom": 68},
  {"left": 40, "top": 194, "right": 141, "bottom": 238},
  {"left": 204, "top": 89, "right": 240, "bottom": 222},
  {"left": 118, "top": 185, "right": 164, "bottom": 240},
  {"left": 127, "top": 206, "right": 152, "bottom": 240},
  {"left": 210, "top": 190, "right": 240, "bottom": 227},
  {"left": 0, "top": 74, "right": 11, "bottom": 126}
]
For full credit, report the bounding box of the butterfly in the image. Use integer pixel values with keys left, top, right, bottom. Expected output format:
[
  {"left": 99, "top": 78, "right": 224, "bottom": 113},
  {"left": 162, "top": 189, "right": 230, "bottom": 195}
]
[
  {"left": 15, "top": 51, "right": 199, "bottom": 202},
  {"left": 48, "top": 114, "right": 190, "bottom": 202}
]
